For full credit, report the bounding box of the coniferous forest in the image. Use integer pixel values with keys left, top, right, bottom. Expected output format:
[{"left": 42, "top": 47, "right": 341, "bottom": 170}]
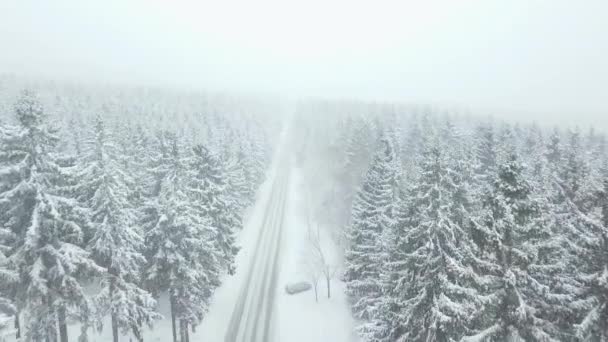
[
  {"left": 2, "top": 1, "right": 607, "bottom": 341},
  {"left": 294, "top": 101, "right": 608, "bottom": 342},
  {"left": 1, "top": 76, "right": 608, "bottom": 342},
  {"left": 0, "top": 76, "right": 277, "bottom": 342}
]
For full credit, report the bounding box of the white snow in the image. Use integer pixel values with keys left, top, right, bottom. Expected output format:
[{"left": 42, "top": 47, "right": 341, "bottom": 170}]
[
  {"left": 273, "top": 165, "right": 359, "bottom": 342},
  {"left": 196, "top": 155, "right": 281, "bottom": 341}
]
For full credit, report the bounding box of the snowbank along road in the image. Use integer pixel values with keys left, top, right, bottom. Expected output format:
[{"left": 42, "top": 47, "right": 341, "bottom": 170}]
[{"left": 224, "top": 159, "right": 290, "bottom": 342}]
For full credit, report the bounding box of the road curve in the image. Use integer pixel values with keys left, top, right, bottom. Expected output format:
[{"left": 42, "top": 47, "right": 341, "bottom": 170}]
[{"left": 224, "top": 163, "right": 289, "bottom": 342}]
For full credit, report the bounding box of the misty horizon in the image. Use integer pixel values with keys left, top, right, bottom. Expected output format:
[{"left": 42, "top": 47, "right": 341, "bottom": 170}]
[{"left": 1, "top": 0, "right": 607, "bottom": 130}]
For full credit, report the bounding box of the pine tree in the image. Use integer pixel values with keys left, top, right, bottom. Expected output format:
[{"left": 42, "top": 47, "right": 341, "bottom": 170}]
[
  {"left": 470, "top": 123, "right": 499, "bottom": 255},
  {"left": 522, "top": 124, "right": 546, "bottom": 179},
  {"left": 81, "top": 116, "right": 159, "bottom": 342},
  {"left": 0, "top": 121, "right": 23, "bottom": 340},
  {"left": 234, "top": 140, "right": 257, "bottom": 207},
  {"left": 0, "top": 90, "right": 101, "bottom": 342},
  {"left": 570, "top": 147, "right": 608, "bottom": 340},
  {"left": 0, "top": 224, "right": 17, "bottom": 340},
  {"left": 475, "top": 123, "right": 497, "bottom": 179},
  {"left": 188, "top": 144, "right": 240, "bottom": 275},
  {"left": 464, "top": 150, "right": 560, "bottom": 341},
  {"left": 223, "top": 144, "right": 251, "bottom": 222},
  {"left": 344, "top": 135, "right": 397, "bottom": 339},
  {"left": 383, "top": 138, "right": 484, "bottom": 342},
  {"left": 244, "top": 124, "right": 269, "bottom": 188},
  {"left": 143, "top": 134, "right": 220, "bottom": 342},
  {"left": 546, "top": 129, "right": 562, "bottom": 169},
  {"left": 127, "top": 124, "right": 152, "bottom": 207}
]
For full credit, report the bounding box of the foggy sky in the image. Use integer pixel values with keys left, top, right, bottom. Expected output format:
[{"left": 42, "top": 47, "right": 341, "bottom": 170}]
[{"left": 1, "top": 0, "right": 607, "bottom": 130}]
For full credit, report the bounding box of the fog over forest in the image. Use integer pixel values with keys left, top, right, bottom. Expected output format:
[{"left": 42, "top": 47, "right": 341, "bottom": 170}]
[
  {"left": 0, "top": 1, "right": 607, "bottom": 342},
  {"left": 1, "top": 0, "right": 607, "bottom": 129}
]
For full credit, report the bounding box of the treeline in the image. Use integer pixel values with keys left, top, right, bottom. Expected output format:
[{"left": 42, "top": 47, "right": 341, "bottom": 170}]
[
  {"left": 0, "top": 82, "right": 276, "bottom": 342},
  {"left": 296, "top": 101, "right": 608, "bottom": 341}
]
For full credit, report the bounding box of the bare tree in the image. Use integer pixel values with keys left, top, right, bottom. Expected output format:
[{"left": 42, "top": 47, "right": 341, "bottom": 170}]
[
  {"left": 303, "top": 254, "right": 322, "bottom": 302},
  {"left": 301, "top": 191, "right": 323, "bottom": 303},
  {"left": 301, "top": 172, "right": 337, "bottom": 301},
  {"left": 308, "top": 224, "right": 338, "bottom": 299}
]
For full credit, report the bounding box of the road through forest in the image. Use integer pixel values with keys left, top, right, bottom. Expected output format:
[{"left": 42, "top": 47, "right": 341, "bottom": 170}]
[{"left": 224, "top": 155, "right": 290, "bottom": 342}]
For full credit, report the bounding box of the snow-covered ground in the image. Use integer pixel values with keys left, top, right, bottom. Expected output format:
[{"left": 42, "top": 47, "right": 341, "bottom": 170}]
[
  {"left": 203, "top": 130, "right": 358, "bottom": 342},
  {"left": 274, "top": 165, "right": 359, "bottom": 342}
]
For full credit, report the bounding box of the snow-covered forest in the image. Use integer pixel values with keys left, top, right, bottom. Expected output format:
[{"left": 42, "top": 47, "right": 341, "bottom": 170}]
[
  {"left": 1, "top": 71, "right": 608, "bottom": 342},
  {"left": 294, "top": 101, "right": 608, "bottom": 341},
  {"left": 0, "top": 75, "right": 279, "bottom": 341},
  {"left": 2, "top": 0, "right": 608, "bottom": 341}
]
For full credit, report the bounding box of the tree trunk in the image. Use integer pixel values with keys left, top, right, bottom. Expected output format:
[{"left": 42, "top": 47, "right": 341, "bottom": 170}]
[
  {"left": 46, "top": 297, "right": 58, "bottom": 342},
  {"left": 326, "top": 276, "right": 331, "bottom": 299},
  {"left": 170, "top": 294, "right": 178, "bottom": 342},
  {"left": 184, "top": 321, "right": 190, "bottom": 342},
  {"left": 179, "top": 320, "right": 189, "bottom": 342},
  {"left": 110, "top": 277, "right": 119, "bottom": 342},
  {"left": 111, "top": 312, "right": 119, "bottom": 342},
  {"left": 178, "top": 320, "right": 183, "bottom": 342},
  {"left": 313, "top": 282, "right": 318, "bottom": 302},
  {"left": 14, "top": 313, "right": 20, "bottom": 339},
  {"left": 58, "top": 305, "right": 69, "bottom": 342}
]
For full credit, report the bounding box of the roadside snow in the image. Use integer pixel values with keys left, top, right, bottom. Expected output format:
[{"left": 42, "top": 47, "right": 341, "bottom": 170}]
[{"left": 273, "top": 165, "right": 359, "bottom": 342}]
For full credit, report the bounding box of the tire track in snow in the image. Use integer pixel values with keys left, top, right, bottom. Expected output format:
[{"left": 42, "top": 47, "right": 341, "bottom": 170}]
[
  {"left": 237, "top": 174, "right": 285, "bottom": 341},
  {"left": 224, "top": 174, "right": 280, "bottom": 342},
  {"left": 225, "top": 165, "right": 289, "bottom": 342},
  {"left": 252, "top": 172, "right": 287, "bottom": 342}
]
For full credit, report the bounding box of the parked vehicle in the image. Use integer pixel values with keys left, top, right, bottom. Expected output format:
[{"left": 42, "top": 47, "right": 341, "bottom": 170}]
[{"left": 285, "top": 282, "right": 312, "bottom": 295}]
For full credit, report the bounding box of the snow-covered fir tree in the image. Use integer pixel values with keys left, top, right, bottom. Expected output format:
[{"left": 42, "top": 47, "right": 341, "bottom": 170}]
[
  {"left": 0, "top": 228, "right": 17, "bottom": 341},
  {"left": 143, "top": 134, "right": 221, "bottom": 342},
  {"left": 464, "top": 148, "right": 560, "bottom": 341},
  {"left": 383, "top": 137, "right": 484, "bottom": 342},
  {"left": 344, "top": 134, "right": 398, "bottom": 336},
  {"left": 188, "top": 144, "right": 240, "bottom": 275},
  {"left": 566, "top": 136, "right": 608, "bottom": 341},
  {"left": 0, "top": 90, "right": 101, "bottom": 342},
  {"left": 80, "top": 116, "right": 159, "bottom": 342}
]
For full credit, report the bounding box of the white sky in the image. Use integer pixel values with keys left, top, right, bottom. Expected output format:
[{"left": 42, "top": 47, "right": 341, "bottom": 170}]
[{"left": 0, "top": 0, "right": 607, "bottom": 129}]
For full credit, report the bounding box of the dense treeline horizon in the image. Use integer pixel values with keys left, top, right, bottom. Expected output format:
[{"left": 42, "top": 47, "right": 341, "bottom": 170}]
[
  {"left": 0, "top": 77, "right": 278, "bottom": 342},
  {"left": 294, "top": 101, "right": 608, "bottom": 342}
]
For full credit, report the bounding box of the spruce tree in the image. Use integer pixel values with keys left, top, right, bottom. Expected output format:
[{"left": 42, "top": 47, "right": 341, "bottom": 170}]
[
  {"left": 384, "top": 139, "right": 484, "bottom": 342},
  {"left": 188, "top": 144, "right": 239, "bottom": 275},
  {"left": 143, "top": 134, "right": 220, "bottom": 342},
  {"left": 0, "top": 90, "right": 100, "bottom": 342},
  {"left": 571, "top": 149, "right": 608, "bottom": 340},
  {"left": 0, "top": 225, "right": 17, "bottom": 340},
  {"left": 464, "top": 150, "right": 559, "bottom": 341},
  {"left": 344, "top": 135, "right": 397, "bottom": 336},
  {"left": 546, "top": 129, "right": 562, "bottom": 170},
  {"left": 81, "top": 116, "right": 159, "bottom": 342},
  {"left": 475, "top": 123, "right": 497, "bottom": 179},
  {"left": 223, "top": 145, "right": 251, "bottom": 223}
]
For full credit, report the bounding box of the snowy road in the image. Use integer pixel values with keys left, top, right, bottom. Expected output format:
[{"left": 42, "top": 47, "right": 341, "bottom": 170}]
[{"left": 224, "top": 162, "right": 290, "bottom": 342}]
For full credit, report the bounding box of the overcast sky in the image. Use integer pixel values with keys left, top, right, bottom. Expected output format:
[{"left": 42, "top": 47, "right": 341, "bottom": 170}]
[{"left": 0, "top": 0, "right": 606, "bottom": 129}]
